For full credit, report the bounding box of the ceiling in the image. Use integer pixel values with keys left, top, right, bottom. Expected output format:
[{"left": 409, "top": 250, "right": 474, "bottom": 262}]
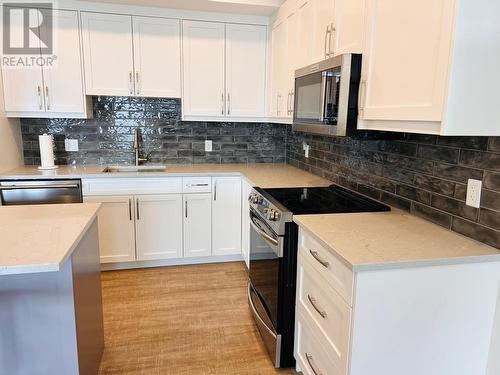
[{"left": 76, "top": 0, "right": 284, "bottom": 16}]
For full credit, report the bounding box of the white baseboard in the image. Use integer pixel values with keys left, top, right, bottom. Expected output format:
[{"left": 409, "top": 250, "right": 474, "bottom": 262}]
[{"left": 100, "top": 254, "right": 244, "bottom": 271}]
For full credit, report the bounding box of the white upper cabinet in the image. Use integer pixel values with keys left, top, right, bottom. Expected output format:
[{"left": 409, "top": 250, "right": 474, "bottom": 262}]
[
  {"left": 135, "top": 195, "right": 183, "bottom": 261},
  {"left": 359, "top": 0, "right": 454, "bottom": 123},
  {"left": 226, "top": 24, "right": 267, "bottom": 117},
  {"left": 81, "top": 13, "right": 135, "bottom": 96},
  {"left": 269, "top": 19, "right": 288, "bottom": 117},
  {"left": 182, "top": 21, "right": 267, "bottom": 119},
  {"left": 2, "top": 9, "right": 88, "bottom": 117},
  {"left": 81, "top": 13, "right": 181, "bottom": 98},
  {"left": 313, "top": 0, "right": 335, "bottom": 61},
  {"left": 132, "top": 17, "right": 181, "bottom": 98},
  {"left": 212, "top": 177, "right": 242, "bottom": 256},
  {"left": 182, "top": 20, "right": 225, "bottom": 117},
  {"left": 332, "top": 0, "right": 364, "bottom": 56},
  {"left": 41, "top": 10, "right": 87, "bottom": 114},
  {"left": 357, "top": 0, "right": 500, "bottom": 136}
]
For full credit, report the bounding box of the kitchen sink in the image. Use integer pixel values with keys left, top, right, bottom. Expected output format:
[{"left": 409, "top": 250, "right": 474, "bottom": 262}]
[{"left": 103, "top": 165, "right": 167, "bottom": 173}]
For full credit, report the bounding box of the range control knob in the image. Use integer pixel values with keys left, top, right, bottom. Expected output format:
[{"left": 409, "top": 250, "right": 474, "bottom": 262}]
[
  {"left": 252, "top": 195, "right": 263, "bottom": 204},
  {"left": 266, "top": 209, "right": 280, "bottom": 221}
]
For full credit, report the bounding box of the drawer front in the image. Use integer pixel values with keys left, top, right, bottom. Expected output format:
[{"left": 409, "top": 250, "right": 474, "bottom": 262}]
[
  {"left": 298, "top": 251, "right": 351, "bottom": 374},
  {"left": 295, "top": 309, "right": 343, "bottom": 375},
  {"left": 299, "top": 228, "right": 354, "bottom": 306},
  {"left": 182, "top": 177, "right": 212, "bottom": 193},
  {"left": 82, "top": 178, "right": 182, "bottom": 196}
]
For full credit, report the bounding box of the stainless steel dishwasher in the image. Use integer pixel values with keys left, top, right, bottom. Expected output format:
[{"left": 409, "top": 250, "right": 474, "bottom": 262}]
[{"left": 0, "top": 180, "right": 83, "bottom": 205}]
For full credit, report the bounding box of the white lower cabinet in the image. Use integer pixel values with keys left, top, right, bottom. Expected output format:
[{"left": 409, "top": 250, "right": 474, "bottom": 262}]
[
  {"left": 295, "top": 228, "right": 500, "bottom": 375},
  {"left": 212, "top": 177, "right": 242, "bottom": 256},
  {"left": 83, "top": 175, "right": 243, "bottom": 265},
  {"left": 83, "top": 195, "right": 136, "bottom": 263},
  {"left": 135, "top": 195, "right": 183, "bottom": 261},
  {"left": 183, "top": 193, "right": 212, "bottom": 258}
]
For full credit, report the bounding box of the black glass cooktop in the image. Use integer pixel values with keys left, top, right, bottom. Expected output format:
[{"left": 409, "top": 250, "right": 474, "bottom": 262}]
[{"left": 263, "top": 185, "right": 391, "bottom": 215}]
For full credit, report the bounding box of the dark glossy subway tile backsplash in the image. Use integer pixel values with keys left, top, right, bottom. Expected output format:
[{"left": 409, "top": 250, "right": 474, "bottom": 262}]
[
  {"left": 21, "top": 97, "right": 287, "bottom": 166},
  {"left": 20, "top": 95, "right": 500, "bottom": 249},
  {"left": 287, "top": 130, "right": 500, "bottom": 249}
]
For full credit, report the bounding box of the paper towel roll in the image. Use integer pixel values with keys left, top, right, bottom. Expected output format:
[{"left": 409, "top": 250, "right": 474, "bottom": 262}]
[{"left": 38, "top": 134, "right": 58, "bottom": 170}]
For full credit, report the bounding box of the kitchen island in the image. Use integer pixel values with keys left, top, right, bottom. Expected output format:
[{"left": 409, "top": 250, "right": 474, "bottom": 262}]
[{"left": 0, "top": 203, "right": 104, "bottom": 375}]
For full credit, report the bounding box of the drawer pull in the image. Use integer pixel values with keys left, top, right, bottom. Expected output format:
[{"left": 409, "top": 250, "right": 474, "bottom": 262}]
[
  {"left": 307, "top": 294, "right": 327, "bottom": 319},
  {"left": 309, "top": 249, "right": 330, "bottom": 268},
  {"left": 190, "top": 183, "right": 208, "bottom": 187},
  {"left": 305, "top": 353, "right": 323, "bottom": 375}
]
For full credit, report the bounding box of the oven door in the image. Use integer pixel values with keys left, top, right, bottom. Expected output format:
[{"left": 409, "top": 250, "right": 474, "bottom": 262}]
[{"left": 248, "top": 207, "right": 283, "bottom": 367}]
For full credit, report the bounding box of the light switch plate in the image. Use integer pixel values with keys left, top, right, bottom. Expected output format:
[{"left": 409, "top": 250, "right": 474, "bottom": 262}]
[
  {"left": 64, "top": 139, "right": 79, "bottom": 152},
  {"left": 466, "top": 179, "right": 482, "bottom": 208},
  {"left": 304, "top": 144, "right": 310, "bottom": 158},
  {"left": 205, "top": 140, "right": 212, "bottom": 152}
]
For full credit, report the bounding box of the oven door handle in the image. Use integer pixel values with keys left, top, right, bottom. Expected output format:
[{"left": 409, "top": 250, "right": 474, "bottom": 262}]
[{"left": 249, "top": 211, "right": 283, "bottom": 258}]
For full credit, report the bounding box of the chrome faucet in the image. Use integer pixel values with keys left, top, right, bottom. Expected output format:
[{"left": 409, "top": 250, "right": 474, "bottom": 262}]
[{"left": 133, "top": 128, "right": 148, "bottom": 166}]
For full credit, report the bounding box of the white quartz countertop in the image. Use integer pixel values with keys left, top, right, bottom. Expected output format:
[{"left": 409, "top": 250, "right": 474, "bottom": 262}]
[
  {"left": 0, "top": 163, "right": 331, "bottom": 189},
  {"left": 294, "top": 210, "right": 500, "bottom": 271},
  {"left": 0, "top": 203, "right": 101, "bottom": 276}
]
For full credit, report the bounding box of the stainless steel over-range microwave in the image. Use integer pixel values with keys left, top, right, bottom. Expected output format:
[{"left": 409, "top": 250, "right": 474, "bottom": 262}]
[{"left": 293, "top": 54, "right": 361, "bottom": 136}]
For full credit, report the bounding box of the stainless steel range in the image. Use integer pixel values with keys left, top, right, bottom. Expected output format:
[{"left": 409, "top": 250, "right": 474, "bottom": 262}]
[{"left": 247, "top": 185, "right": 390, "bottom": 368}]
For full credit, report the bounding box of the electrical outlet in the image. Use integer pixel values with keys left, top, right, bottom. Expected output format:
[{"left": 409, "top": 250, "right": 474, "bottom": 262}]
[
  {"left": 205, "top": 140, "right": 212, "bottom": 152},
  {"left": 466, "top": 179, "right": 482, "bottom": 208},
  {"left": 64, "top": 139, "right": 79, "bottom": 152},
  {"left": 304, "top": 144, "right": 310, "bottom": 158}
]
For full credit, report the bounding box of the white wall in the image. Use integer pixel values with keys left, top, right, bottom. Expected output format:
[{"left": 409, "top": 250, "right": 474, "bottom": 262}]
[{"left": 0, "top": 73, "right": 23, "bottom": 173}]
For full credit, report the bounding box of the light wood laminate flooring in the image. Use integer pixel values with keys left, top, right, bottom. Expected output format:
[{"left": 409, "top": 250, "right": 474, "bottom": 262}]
[{"left": 98, "top": 262, "right": 296, "bottom": 375}]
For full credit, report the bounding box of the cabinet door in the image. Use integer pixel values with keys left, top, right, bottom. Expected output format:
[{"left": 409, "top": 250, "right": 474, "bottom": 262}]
[
  {"left": 332, "top": 0, "right": 364, "bottom": 56},
  {"left": 133, "top": 17, "right": 181, "bottom": 98},
  {"left": 182, "top": 21, "right": 225, "bottom": 116},
  {"left": 135, "top": 195, "right": 183, "bottom": 261},
  {"left": 40, "top": 10, "right": 86, "bottom": 114},
  {"left": 1, "top": 6, "right": 44, "bottom": 113},
  {"left": 183, "top": 193, "right": 212, "bottom": 258},
  {"left": 286, "top": 10, "right": 299, "bottom": 118},
  {"left": 269, "top": 19, "right": 288, "bottom": 117},
  {"left": 241, "top": 179, "right": 252, "bottom": 268},
  {"left": 81, "top": 12, "right": 135, "bottom": 96},
  {"left": 225, "top": 24, "right": 267, "bottom": 117},
  {"left": 296, "top": 0, "right": 316, "bottom": 67},
  {"left": 83, "top": 195, "right": 135, "bottom": 263},
  {"left": 213, "top": 177, "right": 242, "bottom": 256},
  {"left": 311, "top": 0, "right": 335, "bottom": 63},
  {"left": 359, "top": 0, "right": 455, "bottom": 121}
]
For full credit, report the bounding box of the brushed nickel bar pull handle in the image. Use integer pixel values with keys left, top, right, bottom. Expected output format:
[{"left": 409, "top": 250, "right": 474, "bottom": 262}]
[
  {"left": 128, "top": 198, "right": 132, "bottom": 221},
  {"left": 309, "top": 249, "right": 329, "bottom": 268},
  {"left": 37, "top": 86, "right": 43, "bottom": 110},
  {"left": 129, "top": 71, "right": 133, "bottom": 95},
  {"left": 330, "top": 23, "right": 335, "bottom": 57},
  {"left": 227, "top": 92, "right": 230, "bottom": 115},
  {"left": 307, "top": 294, "right": 327, "bottom": 318},
  {"left": 305, "top": 353, "right": 323, "bottom": 375},
  {"left": 45, "top": 86, "right": 50, "bottom": 110},
  {"left": 359, "top": 80, "right": 367, "bottom": 114},
  {"left": 324, "top": 25, "right": 331, "bottom": 59},
  {"left": 185, "top": 199, "right": 188, "bottom": 218},
  {"left": 135, "top": 72, "right": 140, "bottom": 95},
  {"left": 136, "top": 198, "right": 140, "bottom": 220},
  {"left": 191, "top": 183, "right": 209, "bottom": 187},
  {"left": 213, "top": 180, "right": 217, "bottom": 201},
  {"left": 221, "top": 93, "right": 224, "bottom": 115}
]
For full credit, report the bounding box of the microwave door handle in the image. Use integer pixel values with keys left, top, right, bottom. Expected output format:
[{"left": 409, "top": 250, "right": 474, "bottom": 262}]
[{"left": 319, "top": 71, "right": 328, "bottom": 122}]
